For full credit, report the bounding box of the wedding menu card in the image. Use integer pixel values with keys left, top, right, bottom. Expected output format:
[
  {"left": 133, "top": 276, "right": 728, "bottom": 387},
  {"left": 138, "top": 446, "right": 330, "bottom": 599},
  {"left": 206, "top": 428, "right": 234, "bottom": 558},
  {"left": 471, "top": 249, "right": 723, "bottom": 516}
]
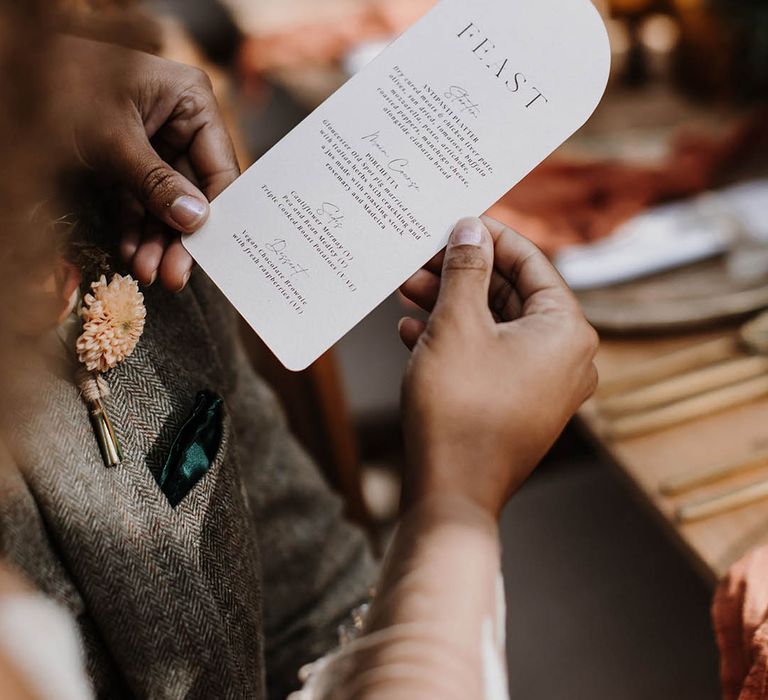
[{"left": 184, "top": 0, "right": 611, "bottom": 370}]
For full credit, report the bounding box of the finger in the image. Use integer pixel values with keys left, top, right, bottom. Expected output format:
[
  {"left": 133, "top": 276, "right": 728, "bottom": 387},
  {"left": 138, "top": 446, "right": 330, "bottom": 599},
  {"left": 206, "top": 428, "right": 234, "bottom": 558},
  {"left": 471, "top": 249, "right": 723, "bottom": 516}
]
[
  {"left": 185, "top": 109, "right": 240, "bottom": 201},
  {"left": 132, "top": 221, "right": 167, "bottom": 286},
  {"left": 157, "top": 79, "right": 240, "bottom": 201},
  {"left": 158, "top": 238, "right": 194, "bottom": 292},
  {"left": 488, "top": 271, "right": 524, "bottom": 322},
  {"left": 400, "top": 268, "right": 441, "bottom": 313},
  {"left": 152, "top": 137, "right": 181, "bottom": 171},
  {"left": 405, "top": 256, "right": 528, "bottom": 325},
  {"left": 480, "top": 216, "right": 579, "bottom": 314},
  {"left": 173, "top": 154, "right": 200, "bottom": 189},
  {"left": 120, "top": 227, "right": 141, "bottom": 264},
  {"left": 432, "top": 218, "right": 494, "bottom": 325},
  {"left": 423, "top": 248, "right": 446, "bottom": 275},
  {"left": 103, "top": 120, "right": 210, "bottom": 235},
  {"left": 404, "top": 254, "right": 530, "bottom": 327},
  {"left": 118, "top": 192, "right": 144, "bottom": 263},
  {"left": 398, "top": 317, "right": 427, "bottom": 352}
]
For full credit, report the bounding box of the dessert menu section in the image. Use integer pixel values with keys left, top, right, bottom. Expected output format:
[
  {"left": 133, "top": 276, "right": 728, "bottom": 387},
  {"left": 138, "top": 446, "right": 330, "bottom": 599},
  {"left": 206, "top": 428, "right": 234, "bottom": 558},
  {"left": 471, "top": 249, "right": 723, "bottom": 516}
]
[{"left": 184, "top": 0, "right": 610, "bottom": 370}]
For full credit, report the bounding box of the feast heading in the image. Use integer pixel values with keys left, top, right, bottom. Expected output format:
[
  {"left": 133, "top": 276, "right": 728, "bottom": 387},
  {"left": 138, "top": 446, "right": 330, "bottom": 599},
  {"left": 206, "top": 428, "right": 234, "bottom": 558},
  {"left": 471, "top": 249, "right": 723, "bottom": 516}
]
[{"left": 457, "top": 22, "right": 549, "bottom": 110}]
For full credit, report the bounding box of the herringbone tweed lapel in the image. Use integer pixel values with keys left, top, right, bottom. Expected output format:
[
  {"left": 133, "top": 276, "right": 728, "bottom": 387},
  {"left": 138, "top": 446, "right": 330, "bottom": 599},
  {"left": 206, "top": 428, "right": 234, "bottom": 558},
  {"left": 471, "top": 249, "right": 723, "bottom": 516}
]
[{"left": 5, "top": 280, "right": 266, "bottom": 699}]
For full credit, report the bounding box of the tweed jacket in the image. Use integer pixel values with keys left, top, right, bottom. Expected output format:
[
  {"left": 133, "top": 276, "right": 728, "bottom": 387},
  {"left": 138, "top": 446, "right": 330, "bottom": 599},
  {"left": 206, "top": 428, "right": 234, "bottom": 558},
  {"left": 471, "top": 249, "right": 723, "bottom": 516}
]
[{"left": 0, "top": 270, "right": 376, "bottom": 699}]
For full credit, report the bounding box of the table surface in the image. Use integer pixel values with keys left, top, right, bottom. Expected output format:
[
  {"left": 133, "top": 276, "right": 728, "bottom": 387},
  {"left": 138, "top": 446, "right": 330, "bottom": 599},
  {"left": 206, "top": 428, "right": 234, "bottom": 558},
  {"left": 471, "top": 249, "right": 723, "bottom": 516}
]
[{"left": 579, "top": 329, "right": 768, "bottom": 585}]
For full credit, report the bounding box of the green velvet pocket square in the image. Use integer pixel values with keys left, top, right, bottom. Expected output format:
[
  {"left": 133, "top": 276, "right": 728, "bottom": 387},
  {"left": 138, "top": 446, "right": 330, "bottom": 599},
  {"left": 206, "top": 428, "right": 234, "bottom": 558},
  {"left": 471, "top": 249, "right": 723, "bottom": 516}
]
[{"left": 157, "top": 390, "right": 224, "bottom": 508}]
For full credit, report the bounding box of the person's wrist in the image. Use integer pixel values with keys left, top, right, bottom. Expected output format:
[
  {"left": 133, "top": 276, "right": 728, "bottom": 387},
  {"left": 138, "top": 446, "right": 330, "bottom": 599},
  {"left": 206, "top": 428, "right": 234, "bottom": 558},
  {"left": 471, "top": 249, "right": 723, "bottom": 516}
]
[
  {"left": 399, "top": 486, "right": 503, "bottom": 529},
  {"left": 401, "top": 444, "right": 519, "bottom": 520},
  {"left": 400, "top": 492, "right": 498, "bottom": 538},
  {"left": 366, "top": 490, "right": 501, "bottom": 636}
]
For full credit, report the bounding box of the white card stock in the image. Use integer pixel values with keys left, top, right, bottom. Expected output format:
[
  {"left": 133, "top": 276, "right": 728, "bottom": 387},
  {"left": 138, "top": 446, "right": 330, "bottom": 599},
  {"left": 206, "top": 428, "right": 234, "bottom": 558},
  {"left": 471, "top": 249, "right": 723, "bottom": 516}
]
[{"left": 184, "top": 0, "right": 611, "bottom": 370}]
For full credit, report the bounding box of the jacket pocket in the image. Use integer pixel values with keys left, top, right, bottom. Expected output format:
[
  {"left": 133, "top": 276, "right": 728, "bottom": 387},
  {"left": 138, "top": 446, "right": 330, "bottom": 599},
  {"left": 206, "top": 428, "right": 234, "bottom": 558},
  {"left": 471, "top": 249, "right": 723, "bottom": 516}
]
[{"left": 155, "top": 391, "right": 230, "bottom": 508}]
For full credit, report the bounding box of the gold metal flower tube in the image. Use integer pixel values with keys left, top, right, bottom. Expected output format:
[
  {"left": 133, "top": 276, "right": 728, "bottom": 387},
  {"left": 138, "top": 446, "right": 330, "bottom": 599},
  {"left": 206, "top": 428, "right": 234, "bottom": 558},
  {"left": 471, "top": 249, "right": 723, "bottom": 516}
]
[{"left": 88, "top": 398, "right": 122, "bottom": 467}]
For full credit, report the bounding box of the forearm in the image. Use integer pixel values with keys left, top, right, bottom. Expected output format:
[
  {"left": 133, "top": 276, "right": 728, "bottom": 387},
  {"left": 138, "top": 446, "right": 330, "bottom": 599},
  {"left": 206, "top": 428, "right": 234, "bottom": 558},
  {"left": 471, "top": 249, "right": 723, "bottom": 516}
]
[
  {"left": 367, "top": 496, "right": 504, "bottom": 698},
  {"left": 369, "top": 496, "right": 501, "bottom": 636},
  {"left": 301, "top": 496, "right": 507, "bottom": 700}
]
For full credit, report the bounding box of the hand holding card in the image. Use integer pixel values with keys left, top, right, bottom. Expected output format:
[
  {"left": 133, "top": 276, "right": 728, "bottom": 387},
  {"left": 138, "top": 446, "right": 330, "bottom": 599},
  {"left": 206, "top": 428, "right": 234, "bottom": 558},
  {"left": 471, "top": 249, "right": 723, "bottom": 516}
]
[
  {"left": 184, "top": 0, "right": 610, "bottom": 370},
  {"left": 399, "top": 216, "right": 600, "bottom": 516}
]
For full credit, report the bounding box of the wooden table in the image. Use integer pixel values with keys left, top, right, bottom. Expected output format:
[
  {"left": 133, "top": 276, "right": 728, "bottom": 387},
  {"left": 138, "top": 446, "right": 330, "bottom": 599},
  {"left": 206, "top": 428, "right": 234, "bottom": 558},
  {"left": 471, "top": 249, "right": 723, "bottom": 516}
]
[{"left": 579, "top": 329, "right": 768, "bottom": 584}]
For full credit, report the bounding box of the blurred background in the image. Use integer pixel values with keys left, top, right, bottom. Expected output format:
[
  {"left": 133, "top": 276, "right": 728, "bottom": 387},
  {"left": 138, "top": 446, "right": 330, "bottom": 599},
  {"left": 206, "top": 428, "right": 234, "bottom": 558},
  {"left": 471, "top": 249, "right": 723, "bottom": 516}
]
[{"left": 121, "top": 0, "right": 768, "bottom": 697}]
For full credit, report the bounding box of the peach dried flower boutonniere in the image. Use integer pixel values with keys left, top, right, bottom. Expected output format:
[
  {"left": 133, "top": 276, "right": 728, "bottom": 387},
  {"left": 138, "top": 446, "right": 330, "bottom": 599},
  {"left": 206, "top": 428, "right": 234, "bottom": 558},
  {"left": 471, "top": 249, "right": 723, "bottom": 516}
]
[
  {"left": 74, "top": 273, "right": 146, "bottom": 467},
  {"left": 76, "top": 274, "right": 146, "bottom": 372}
]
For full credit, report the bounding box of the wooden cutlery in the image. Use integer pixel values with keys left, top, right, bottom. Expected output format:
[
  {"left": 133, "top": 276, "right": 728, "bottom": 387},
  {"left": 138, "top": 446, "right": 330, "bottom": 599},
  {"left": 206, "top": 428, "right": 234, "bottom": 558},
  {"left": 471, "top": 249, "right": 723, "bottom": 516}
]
[
  {"left": 661, "top": 448, "right": 768, "bottom": 497},
  {"left": 598, "top": 312, "right": 768, "bottom": 440},
  {"left": 596, "top": 311, "right": 768, "bottom": 522},
  {"left": 677, "top": 477, "right": 768, "bottom": 524}
]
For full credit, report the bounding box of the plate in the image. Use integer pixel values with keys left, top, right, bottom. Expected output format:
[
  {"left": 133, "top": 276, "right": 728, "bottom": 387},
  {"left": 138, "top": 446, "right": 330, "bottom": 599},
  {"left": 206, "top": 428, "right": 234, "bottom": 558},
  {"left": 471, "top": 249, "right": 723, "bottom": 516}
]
[{"left": 578, "top": 257, "right": 768, "bottom": 333}]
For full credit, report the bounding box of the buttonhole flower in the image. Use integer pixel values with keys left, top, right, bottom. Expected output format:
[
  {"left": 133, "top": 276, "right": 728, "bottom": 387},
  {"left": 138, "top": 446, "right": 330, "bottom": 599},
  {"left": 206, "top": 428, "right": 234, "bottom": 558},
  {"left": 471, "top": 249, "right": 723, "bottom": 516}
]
[{"left": 76, "top": 274, "right": 146, "bottom": 373}]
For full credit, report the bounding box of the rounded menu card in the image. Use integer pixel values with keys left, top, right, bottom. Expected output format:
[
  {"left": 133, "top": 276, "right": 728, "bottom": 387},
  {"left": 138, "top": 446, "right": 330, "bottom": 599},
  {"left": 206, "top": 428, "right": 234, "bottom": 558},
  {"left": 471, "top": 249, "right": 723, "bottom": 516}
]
[{"left": 184, "top": 0, "right": 611, "bottom": 370}]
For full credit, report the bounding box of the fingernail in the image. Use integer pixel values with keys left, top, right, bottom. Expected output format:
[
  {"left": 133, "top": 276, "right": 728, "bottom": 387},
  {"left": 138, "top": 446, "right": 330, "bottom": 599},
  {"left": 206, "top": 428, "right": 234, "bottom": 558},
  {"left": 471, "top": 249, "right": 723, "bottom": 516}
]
[
  {"left": 148, "top": 270, "right": 157, "bottom": 286},
  {"left": 451, "top": 219, "right": 483, "bottom": 247},
  {"left": 177, "top": 270, "right": 191, "bottom": 292},
  {"left": 170, "top": 195, "right": 207, "bottom": 230}
]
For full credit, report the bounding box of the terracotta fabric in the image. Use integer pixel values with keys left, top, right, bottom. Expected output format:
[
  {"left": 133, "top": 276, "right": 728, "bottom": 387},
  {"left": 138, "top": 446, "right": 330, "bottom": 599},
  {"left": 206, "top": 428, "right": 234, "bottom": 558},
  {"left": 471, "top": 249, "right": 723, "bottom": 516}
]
[
  {"left": 487, "top": 111, "right": 768, "bottom": 257},
  {"left": 713, "top": 545, "right": 768, "bottom": 700},
  {"left": 239, "top": 0, "right": 436, "bottom": 72}
]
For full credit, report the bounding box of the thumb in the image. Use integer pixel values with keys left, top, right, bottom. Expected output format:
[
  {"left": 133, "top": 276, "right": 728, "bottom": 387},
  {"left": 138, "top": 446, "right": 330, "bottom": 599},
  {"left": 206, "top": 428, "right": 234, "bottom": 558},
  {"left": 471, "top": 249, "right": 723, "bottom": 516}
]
[
  {"left": 432, "top": 217, "right": 494, "bottom": 324},
  {"left": 105, "top": 123, "right": 210, "bottom": 234}
]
